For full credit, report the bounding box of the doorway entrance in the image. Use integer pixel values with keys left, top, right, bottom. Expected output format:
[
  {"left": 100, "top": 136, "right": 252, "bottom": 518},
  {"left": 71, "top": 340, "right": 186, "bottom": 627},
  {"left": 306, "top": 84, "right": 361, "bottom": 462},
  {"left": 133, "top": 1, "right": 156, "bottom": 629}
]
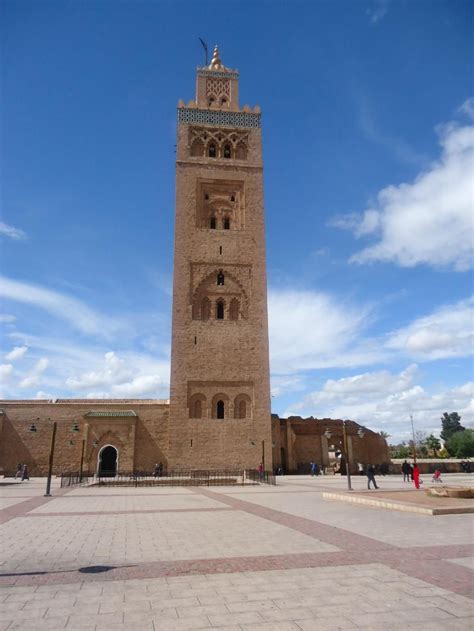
[{"left": 98, "top": 445, "right": 118, "bottom": 477}]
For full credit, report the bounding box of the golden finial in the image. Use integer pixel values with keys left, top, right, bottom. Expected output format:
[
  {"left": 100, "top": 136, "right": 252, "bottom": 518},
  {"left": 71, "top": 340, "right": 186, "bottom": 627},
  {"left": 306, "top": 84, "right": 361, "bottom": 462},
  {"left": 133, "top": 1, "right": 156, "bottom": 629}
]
[{"left": 209, "top": 45, "right": 222, "bottom": 69}]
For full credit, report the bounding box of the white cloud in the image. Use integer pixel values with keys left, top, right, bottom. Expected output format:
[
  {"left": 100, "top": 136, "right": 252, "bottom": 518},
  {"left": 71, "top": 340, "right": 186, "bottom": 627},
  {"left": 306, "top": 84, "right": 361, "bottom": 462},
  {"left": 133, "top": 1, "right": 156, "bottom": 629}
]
[
  {"left": 19, "top": 358, "right": 49, "bottom": 389},
  {"left": 268, "top": 288, "right": 382, "bottom": 373},
  {"left": 387, "top": 297, "right": 474, "bottom": 360},
  {"left": 367, "top": 0, "right": 389, "bottom": 24},
  {"left": 5, "top": 346, "right": 28, "bottom": 361},
  {"left": 459, "top": 97, "right": 474, "bottom": 120},
  {"left": 0, "top": 314, "right": 16, "bottom": 324},
  {"left": 0, "top": 276, "right": 123, "bottom": 337},
  {"left": 111, "top": 374, "right": 163, "bottom": 397},
  {"left": 271, "top": 375, "right": 306, "bottom": 398},
  {"left": 35, "top": 391, "right": 53, "bottom": 400},
  {"left": 0, "top": 222, "right": 27, "bottom": 240},
  {"left": 0, "top": 364, "right": 13, "bottom": 382},
  {"left": 66, "top": 351, "right": 133, "bottom": 389},
  {"left": 334, "top": 112, "right": 474, "bottom": 271},
  {"left": 287, "top": 365, "right": 473, "bottom": 442},
  {"left": 64, "top": 350, "right": 169, "bottom": 399}
]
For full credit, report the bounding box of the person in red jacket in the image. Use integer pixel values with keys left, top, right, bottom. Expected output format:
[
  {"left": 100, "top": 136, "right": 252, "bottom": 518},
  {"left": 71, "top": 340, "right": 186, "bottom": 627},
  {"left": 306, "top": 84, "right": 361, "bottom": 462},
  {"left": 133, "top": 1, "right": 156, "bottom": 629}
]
[{"left": 413, "top": 463, "right": 420, "bottom": 489}]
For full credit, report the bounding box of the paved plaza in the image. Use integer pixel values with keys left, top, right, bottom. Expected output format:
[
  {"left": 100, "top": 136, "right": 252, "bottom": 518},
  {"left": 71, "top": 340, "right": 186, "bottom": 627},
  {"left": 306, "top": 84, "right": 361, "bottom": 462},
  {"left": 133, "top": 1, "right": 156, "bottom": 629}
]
[{"left": 0, "top": 474, "right": 473, "bottom": 630}]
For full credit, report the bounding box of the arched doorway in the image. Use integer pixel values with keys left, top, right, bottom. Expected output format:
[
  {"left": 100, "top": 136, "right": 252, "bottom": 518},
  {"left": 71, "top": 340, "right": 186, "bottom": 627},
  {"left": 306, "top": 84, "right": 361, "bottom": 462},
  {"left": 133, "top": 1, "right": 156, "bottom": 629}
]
[{"left": 98, "top": 445, "right": 118, "bottom": 477}]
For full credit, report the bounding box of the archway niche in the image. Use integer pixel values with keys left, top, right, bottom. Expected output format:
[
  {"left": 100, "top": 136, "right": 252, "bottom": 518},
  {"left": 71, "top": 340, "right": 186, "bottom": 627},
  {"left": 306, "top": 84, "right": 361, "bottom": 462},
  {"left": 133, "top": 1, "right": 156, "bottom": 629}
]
[{"left": 98, "top": 445, "right": 118, "bottom": 477}]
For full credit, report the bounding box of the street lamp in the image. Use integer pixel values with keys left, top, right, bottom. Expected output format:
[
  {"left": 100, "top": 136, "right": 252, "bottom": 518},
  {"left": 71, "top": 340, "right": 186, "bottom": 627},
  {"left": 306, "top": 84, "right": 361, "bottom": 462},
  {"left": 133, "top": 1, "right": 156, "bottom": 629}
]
[
  {"left": 28, "top": 420, "right": 83, "bottom": 496},
  {"left": 324, "top": 422, "right": 365, "bottom": 491},
  {"left": 410, "top": 414, "right": 417, "bottom": 464}
]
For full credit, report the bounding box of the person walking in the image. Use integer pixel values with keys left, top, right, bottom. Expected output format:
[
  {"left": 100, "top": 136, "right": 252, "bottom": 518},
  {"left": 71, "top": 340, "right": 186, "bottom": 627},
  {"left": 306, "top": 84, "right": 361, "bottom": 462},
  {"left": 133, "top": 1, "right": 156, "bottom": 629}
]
[
  {"left": 14, "top": 463, "right": 22, "bottom": 479},
  {"left": 366, "top": 464, "right": 378, "bottom": 490},
  {"left": 402, "top": 460, "right": 411, "bottom": 482},
  {"left": 412, "top": 463, "right": 421, "bottom": 489},
  {"left": 21, "top": 464, "right": 29, "bottom": 481},
  {"left": 310, "top": 462, "right": 316, "bottom": 476}
]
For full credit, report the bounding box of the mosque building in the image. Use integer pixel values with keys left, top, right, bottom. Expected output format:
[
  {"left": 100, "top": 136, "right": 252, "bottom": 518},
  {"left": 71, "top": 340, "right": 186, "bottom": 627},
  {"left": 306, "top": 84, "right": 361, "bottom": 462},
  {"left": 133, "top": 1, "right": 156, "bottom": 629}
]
[{"left": 0, "top": 48, "right": 389, "bottom": 476}]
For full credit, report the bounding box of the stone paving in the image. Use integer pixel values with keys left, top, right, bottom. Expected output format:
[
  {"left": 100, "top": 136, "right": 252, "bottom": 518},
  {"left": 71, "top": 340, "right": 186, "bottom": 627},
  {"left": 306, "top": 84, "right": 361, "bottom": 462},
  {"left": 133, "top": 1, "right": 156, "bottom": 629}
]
[{"left": 0, "top": 473, "right": 473, "bottom": 630}]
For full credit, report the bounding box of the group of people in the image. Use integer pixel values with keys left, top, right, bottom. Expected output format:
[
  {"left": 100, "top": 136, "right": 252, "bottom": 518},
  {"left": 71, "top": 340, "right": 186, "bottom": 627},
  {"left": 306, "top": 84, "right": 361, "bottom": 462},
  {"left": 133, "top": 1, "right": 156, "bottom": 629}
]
[
  {"left": 401, "top": 460, "right": 424, "bottom": 488},
  {"left": 460, "top": 460, "right": 472, "bottom": 473},
  {"left": 14, "top": 463, "right": 29, "bottom": 481},
  {"left": 153, "top": 462, "right": 164, "bottom": 477}
]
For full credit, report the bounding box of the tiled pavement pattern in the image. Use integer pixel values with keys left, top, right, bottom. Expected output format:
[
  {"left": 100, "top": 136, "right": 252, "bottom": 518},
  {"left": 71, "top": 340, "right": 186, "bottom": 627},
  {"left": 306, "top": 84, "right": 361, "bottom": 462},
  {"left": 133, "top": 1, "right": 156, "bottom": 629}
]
[{"left": 0, "top": 475, "right": 473, "bottom": 630}]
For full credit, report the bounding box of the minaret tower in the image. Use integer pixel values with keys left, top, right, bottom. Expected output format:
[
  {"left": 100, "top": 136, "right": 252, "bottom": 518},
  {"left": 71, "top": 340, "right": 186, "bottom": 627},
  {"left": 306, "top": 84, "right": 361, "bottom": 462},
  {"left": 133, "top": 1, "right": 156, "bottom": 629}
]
[{"left": 169, "top": 46, "right": 272, "bottom": 470}]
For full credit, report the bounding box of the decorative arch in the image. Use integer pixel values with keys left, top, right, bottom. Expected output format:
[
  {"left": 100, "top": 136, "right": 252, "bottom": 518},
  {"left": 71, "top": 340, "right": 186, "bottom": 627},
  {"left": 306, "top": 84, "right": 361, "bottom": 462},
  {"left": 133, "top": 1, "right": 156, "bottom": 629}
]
[
  {"left": 189, "top": 393, "right": 206, "bottom": 419},
  {"left": 229, "top": 297, "right": 240, "bottom": 320},
  {"left": 235, "top": 141, "right": 248, "bottom": 160},
  {"left": 216, "top": 298, "right": 225, "bottom": 320},
  {"left": 212, "top": 393, "right": 230, "bottom": 419},
  {"left": 190, "top": 138, "right": 204, "bottom": 157},
  {"left": 234, "top": 394, "right": 252, "bottom": 419},
  {"left": 208, "top": 143, "right": 217, "bottom": 158},
  {"left": 97, "top": 444, "right": 119, "bottom": 477},
  {"left": 191, "top": 269, "right": 249, "bottom": 321}
]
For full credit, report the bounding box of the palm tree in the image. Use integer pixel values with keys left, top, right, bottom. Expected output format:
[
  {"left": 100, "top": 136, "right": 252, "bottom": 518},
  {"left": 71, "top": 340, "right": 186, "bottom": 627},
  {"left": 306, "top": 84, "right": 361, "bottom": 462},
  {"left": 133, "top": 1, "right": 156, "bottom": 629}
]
[{"left": 426, "top": 434, "right": 441, "bottom": 457}]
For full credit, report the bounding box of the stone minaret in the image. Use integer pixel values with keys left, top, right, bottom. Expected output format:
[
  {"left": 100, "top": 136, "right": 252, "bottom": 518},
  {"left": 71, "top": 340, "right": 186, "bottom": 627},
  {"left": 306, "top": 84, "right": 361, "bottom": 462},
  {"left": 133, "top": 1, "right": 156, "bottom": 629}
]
[{"left": 168, "top": 46, "right": 272, "bottom": 470}]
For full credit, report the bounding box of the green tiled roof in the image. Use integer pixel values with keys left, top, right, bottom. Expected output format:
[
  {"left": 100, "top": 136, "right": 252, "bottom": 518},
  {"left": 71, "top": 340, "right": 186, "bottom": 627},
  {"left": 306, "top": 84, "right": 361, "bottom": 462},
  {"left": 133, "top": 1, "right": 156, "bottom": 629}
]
[{"left": 84, "top": 410, "right": 137, "bottom": 418}]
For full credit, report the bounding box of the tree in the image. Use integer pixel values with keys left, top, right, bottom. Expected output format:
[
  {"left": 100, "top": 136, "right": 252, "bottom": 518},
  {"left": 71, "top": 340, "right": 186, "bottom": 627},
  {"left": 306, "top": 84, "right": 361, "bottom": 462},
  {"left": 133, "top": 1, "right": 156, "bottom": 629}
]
[
  {"left": 446, "top": 429, "right": 474, "bottom": 458},
  {"left": 426, "top": 434, "right": 442, "bottom": 457},
  {"left": 440, "top": 412, "right": 465, "bottom": 442},
  {"left": 379, "top": 431, "right": 390, "bottom": 441},
  {"left": 390, "top": 444, "right": 411, "bottom": 459}
]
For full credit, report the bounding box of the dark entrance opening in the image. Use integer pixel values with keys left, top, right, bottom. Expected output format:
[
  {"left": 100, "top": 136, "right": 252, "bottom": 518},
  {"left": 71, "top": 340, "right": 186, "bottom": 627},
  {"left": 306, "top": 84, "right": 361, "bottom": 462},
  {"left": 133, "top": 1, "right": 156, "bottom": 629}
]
[
  {"left": 99, "top": 446, "right": 117, "bottom": 477},
  {"left": 216, "top": 400, "right": 225, "bottom": 419}
]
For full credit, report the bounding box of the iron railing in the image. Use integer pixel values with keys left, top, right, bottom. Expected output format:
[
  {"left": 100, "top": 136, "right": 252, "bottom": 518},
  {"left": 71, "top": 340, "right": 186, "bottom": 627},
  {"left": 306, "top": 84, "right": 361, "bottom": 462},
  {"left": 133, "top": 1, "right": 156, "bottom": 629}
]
[
  {"left": 60, "top": 471, "right": 87, "bottom": 488},
  {"left": 60, "top": 468, "right": 276, "bottom": 487}
]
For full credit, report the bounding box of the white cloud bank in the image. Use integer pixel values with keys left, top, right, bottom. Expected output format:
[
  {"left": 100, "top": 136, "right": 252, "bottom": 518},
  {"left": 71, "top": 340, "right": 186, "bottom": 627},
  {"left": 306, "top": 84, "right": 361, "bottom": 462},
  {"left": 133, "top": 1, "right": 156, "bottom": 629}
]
[
  {"left": 387, "top": 296, "right": 474, "bottom": 360},
  {"left": 65, "top": 351, "right": 168, "bottom": 398},
  {"left": 5, "top": 346, "right": 28, "bottom": 361},
  {"left": 268, "top": 288, "right": 382, "bottom": 373},
  {"left": 287, "top": 365, "right": 473, "bottom": 442},
  {"left": 333, "top": 103, "right": 474, "bottom": 271},
  {"left": 0, "top": 222, "right": 27, "bottom": 240},
  {"left": 0, "top": 276, "right": 123, "bottom": 338}
]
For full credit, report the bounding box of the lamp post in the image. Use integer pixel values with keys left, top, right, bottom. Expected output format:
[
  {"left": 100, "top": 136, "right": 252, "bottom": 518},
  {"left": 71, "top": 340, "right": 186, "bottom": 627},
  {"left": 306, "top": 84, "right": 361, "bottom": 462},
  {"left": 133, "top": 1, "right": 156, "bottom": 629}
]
[
  {"left": 325, "top": 422, "right": 365, "bottom": 491},
  {"left": 28, "top": 419, "right": 82, "bottom": 496},
  {"left": 44, "top": 421, "right": 57, "bottom": 496},
  {"left": 79, "top": 438, "right": 86, "bottom": 482},
  {"left": 410, "top": 414, "right": 417, "bottom": 465}
]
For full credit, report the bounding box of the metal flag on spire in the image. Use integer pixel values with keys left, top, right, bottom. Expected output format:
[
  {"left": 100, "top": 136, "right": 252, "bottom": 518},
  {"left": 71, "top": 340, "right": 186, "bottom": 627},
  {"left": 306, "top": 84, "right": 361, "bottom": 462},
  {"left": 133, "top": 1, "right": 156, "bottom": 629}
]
[{"left": 198, "top": 38, "right": 208, "bottom": 66}]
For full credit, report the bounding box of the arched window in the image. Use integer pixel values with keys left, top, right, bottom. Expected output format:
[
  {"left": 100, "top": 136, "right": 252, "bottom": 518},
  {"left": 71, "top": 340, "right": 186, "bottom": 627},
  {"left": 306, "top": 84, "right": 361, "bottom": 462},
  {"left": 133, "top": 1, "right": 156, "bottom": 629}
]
[
  {"left": 210, "top": 216, "right": 216, "bottom": 229},
  {"left": 223, "top": 144, "right": 231, "bottom": 159},
  {"left": 208, "top": 96, "right": 215, "bottom": 107},
  {"left": 216, "top": 400, "right": 225, "bottom": 419},
  {"left": 208, "top": 144, "right": 216, "bottom": 158},
  {"left": 216, "top": 299, "right": 225, "bottom": 320},
  {"left": 229, "top": 298, "right": 239, "bottom": 321},
  {"left": 217, "top": 271, "right": 224, "bottom": 285},
  {"left": 221, "top": 97, "right": 227, "bottom": 106},
  {"left": 201, "top": 297, "right": 211, "bottom": 321},
  {"left": 238, "top": 400, "right": 247, "bottom": 419},
  {"left": 230, "top": 195, "right": 235, "bottom": 202},
  {"left": 223, "top": 217, "right": 230, "bottom": 230},
  {"left": 189, "top": 394, "right": 206, "bottom": 419}
]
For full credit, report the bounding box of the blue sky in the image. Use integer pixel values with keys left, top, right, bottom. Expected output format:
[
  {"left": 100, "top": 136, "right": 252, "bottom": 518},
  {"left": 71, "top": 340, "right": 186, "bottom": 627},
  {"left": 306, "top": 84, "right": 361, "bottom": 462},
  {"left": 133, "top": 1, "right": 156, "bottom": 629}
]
[{"left": 1, "top": 0, "right": 473, "bottom": 442}]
